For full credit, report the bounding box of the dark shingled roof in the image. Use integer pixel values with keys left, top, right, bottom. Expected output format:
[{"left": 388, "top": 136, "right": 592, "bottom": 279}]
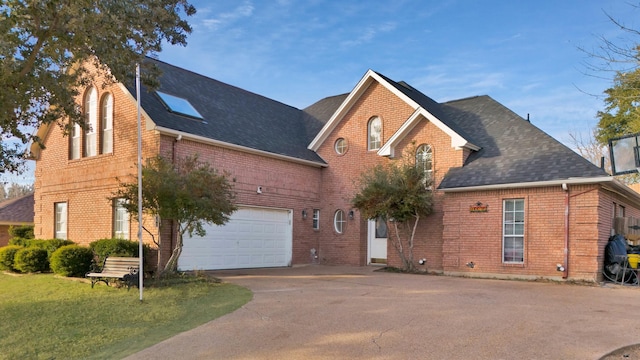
[
  {"left": 0, "top": 193, "right": 34, "bottom": 224},
  {"left": 129, "top": 58, "right": 326, "bottom": 164},
  {"left": 436, "top": 95, "right": 608, "bottom": 189}
]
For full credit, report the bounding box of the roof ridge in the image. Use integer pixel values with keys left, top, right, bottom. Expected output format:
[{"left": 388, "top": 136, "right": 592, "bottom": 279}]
[{"left": 0, "top": 192, "right": 34, "bottom": 209}]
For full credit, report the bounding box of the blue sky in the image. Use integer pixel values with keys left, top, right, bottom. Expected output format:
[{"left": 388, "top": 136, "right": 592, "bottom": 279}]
[{"left": 3, "top": 0, "right": 639, "bottom": 185}]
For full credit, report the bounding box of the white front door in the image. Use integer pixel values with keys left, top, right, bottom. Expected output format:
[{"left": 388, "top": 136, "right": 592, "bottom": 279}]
[{"left": 368, "top": 217, "right": 387, "bottom": 264}]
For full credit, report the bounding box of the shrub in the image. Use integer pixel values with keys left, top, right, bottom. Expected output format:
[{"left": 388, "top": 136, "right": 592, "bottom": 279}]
[
  {"left": 8, "top": 237, "right": 32, "bottom": 247},
  {"left": 13, "top": 247, "right": 49, "bottom": 273},
  {"left": 8, "top": 225, "right": 34, "bottom": 239},
  {"left": 21, "top": 239, "right": 75, "bottom": 259},
  {"left": 89, "top": 238, "right": 143, "bottom": 268},
  {"left": 50, "top": 245, "right": 95, "bottom": 277},
  {"left": 0, "top": 245, "right": 23, "bottom": 271}
]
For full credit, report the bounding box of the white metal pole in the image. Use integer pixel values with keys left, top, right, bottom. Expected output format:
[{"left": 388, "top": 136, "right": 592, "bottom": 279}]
[{"left": 136, "top": 63, "right": 144, "bottom": 301}]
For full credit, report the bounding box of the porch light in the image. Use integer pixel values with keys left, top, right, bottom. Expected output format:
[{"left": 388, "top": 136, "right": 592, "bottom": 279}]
[
  {"left": 348, "top": 209, "right": 355, "bottom": 220},
  {"left": 302, "top": 209, "right": 307, "bottom": 219}
]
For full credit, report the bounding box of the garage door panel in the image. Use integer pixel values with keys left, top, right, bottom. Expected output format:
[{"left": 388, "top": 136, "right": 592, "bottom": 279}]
[{"left": 179, "top": 207, "right": 292, "bottom": 271}]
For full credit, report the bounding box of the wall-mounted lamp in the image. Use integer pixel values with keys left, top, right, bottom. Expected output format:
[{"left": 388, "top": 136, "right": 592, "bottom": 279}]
[
  {"left": 348, "top": 209, "right": 355, "bottom": 220},
  {"left": 302, "top": 209, "right": 307, "bottom": 219}
]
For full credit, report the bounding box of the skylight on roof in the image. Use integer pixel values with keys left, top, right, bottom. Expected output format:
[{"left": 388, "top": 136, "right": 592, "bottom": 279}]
[{"left": 156, "top": 91, "right": 203, "bottom": 119}]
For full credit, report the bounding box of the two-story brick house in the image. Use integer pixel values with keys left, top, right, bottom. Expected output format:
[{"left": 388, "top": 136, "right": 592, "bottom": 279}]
[{"left": 31, "top": 58, "right": 640, "bottom": 281}]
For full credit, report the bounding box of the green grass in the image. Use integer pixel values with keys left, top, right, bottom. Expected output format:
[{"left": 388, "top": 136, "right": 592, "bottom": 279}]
[{"left": 0, "top": 272, "right": 252, "bottom": 360}]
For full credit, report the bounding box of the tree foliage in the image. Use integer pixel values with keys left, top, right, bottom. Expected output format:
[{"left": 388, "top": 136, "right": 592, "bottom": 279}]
[
  {"left": 595, "top": 64, "right": 640, "bottom": 145},
  {"left": 351, "top": 149, "right": 434, "bottom": 272},
  {"left": 0, "top": 0, "right": 196, "bottom": 173},
  {"left": 112, "top": 155, "right": 237, "bottom": 275}
]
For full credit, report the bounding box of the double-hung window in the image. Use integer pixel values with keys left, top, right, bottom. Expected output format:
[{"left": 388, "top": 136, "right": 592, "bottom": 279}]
[
  {"left": 503, "top": 199, "right": 524, "bottom": 263},
  {"left": 113, "top": 199, "right": 130, "bottom": 239},
  {"left": 312, "top": 209, "right": 320, "bottom": 230},
  {"left": 54, "top": 202, "right": 68, "bottom": 240}
]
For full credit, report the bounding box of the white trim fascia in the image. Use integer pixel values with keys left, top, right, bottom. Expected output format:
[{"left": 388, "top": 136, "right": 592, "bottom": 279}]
[
  {"left": 155, "top": 126, "right": 328, "bottom": 168},
  {"left": 378, "top": 107, "right": 480, "bottom": 158},
  {"left": 439, "top": 176, "right": 615, "bottom": 193},
  {"left": 308, "top": 70, "right": 422, "bottom": 151},
  {"left": 308, "top": 69, "right": 478, "bottom": 154},
  {"left": 117, "top": 83, "right": 156, "bottom": 130}
]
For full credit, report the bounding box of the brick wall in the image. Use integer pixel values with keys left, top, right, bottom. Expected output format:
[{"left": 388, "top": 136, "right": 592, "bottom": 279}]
[
  {"left": 316, "top": 81, "right": 466, "bottom": 269},
  {"left": 34, "top": 74, "right": 161, "bottom": 249}
]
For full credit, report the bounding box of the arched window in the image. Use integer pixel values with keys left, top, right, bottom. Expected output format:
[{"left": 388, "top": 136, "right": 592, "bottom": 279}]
[
  {"left": 334, "top": 210, "right": 345, "bottom": 234},
  {"left": 70, "top": 122, "right": 81, "bottom": 160},
  {"left": 101, "top": 93, "right": 113, "bottom": 154},
  {"left": 416, "top": 144, "right": 433, "bottom": 184},
  {"left": 368, "top": 116, "right": 382, "bottom": 150},
  {"left": 84, "top": 87, "right": 98, "bottom": 157}
]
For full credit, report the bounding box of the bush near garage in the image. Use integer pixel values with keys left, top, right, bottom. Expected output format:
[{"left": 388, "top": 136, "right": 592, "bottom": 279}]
[
  {"left": 50, "top": 245, "right": 95, "bottom": 277},
  {"left": 13, "top": 247, "right": 49, "bottom": 273},
  {"left": 0, "top": 245, "right": 23, "bottom": 271},
  {"left": 89, "top": 238, "right": 149, "bottom": 270}
]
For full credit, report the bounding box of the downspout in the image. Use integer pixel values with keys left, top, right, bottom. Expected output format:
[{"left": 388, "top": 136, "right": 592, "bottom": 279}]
[{"left": 562, "top": 183, "right": 569, "bottom": 279}]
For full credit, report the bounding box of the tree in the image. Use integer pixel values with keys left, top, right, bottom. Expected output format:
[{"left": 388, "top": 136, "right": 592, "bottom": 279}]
[
  {"left": 112, "top": 155, "right": 237, "bottom": 275},
  {"left": 0, "top": 0, "right": 196, "bottom": 174},
  {"left": 580, "top": 5, "right": 640, "bottom": 145},
  {"left": 351, "top": 149, "right": 434, "bottom": 272},
  {"left": 6, "top": 182, "right": 34, "bottom": 199}
]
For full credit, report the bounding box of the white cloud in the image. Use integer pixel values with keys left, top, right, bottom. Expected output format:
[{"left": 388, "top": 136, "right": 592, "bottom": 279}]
[{"left": 200, "top": 2, "right": 255, "bottom": 31}]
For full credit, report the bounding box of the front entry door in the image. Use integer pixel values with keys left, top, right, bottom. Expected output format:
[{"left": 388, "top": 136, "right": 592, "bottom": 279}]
[{"left": 368, "top": 217, "right": 387, "bottom": 264}]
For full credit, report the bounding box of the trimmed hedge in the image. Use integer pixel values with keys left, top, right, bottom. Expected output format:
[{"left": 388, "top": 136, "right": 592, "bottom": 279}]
[
  {"left": 89, "top": 238, "right": 145, "bottom": 268},
  {"left": 9, "top": 239, "right": 75, "bottom": 259},
  {"left": 0, "top": 245, "right": 23, "bottom": 271},
  {"left": 14, "top": 247, "right": 49, "bottom": 273},
  {"left": 50, "top": 245, "right": 95, "bottom": 277},
  {"left": 8, "top": 225, "right": 34, "bottom": 239}
]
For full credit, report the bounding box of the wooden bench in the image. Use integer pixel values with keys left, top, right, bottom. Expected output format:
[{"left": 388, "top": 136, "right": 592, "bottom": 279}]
[{"left": 85, "top": 257, "right": 140, "bottom": 289}]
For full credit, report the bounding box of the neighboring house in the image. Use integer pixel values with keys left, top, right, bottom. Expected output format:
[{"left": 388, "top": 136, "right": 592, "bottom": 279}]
[
  {"left": 31, "top": 58, "right": 640, "bottom": 281},
  {"left": 0, "top": 193, "right": 35, "bottom": 246}
]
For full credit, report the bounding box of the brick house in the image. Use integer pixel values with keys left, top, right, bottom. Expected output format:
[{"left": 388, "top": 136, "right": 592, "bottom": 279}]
[
  {"left": 0, "top": 193, "right": 34, "bottom": 246},
  {"left": 31, "top": 58, "right": 640, "bottom": 281}
]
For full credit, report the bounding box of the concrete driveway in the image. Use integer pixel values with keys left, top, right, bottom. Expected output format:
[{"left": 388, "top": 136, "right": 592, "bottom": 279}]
[{"left": 126, "top": 265, "right": 640, "bottom": 360}]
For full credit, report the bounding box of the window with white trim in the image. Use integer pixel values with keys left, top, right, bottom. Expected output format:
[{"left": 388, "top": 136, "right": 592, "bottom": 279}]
[
  {"left": 503, "top": 198, "right": 524, "bottom": 263},
  {"left": 54, "top": 202, "right": 68, "bottom": 240},
  {"left": 416, "top": 144, "right": 433, "bottom": 185},
  {"left": 312, "top": 209, "right": 320, "bottom": 230},
  {"left": 113, "top": 199, "right": 130, "bottom": 239},
  {"left": 70, "top": 123, "right": 81, "bottom": 160},
  {"left": 368, "top": 116, "right": 382, "bottom": 150},
  {"left": 334, "top": 138, "right": 348, "bottom": 155},
  {"left": 101, "top": 93, "right": 113, "bottom": 154},
  {"left": 84, "top": 87, "right": 98, "bottom": 157},
  {"left": 334, "top": 210, "right": 345, "bottom": 234}
]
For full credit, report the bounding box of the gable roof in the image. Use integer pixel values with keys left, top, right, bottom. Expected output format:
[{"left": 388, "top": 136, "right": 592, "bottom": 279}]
[
  {"left": 308, "top": 70, "right": 479, "bottom": 152},
  {"left": 127, "top": 58, "right": 327, "bottom": 167},
  {"left": 437, "top": 96, "right": 610, "bottom": 190},
  {"left": 0, "top": 193, "right": 34, "bottom": 225}
]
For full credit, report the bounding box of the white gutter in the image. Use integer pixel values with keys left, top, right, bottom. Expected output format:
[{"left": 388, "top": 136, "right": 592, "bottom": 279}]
[
  {"left": 439, "top": 177, "right": 614, "bottom": 193},
  {"left": 155, "top": 126, "right": 328, "bottom": 168}
]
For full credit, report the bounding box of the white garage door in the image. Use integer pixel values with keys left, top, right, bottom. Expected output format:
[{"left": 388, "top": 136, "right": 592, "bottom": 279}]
[{"left": 178, "top": 207, "right": 292, "bottom": 271}]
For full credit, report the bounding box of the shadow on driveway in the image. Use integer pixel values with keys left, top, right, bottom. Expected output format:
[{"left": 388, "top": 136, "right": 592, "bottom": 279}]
[{"left": 127, "top": 265, "right": 640, "bottom": 360}]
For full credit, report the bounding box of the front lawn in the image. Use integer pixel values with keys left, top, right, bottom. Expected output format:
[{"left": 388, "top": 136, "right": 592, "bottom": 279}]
[{"left": 0, "top": 273, "right": 252, "bottom": 360}]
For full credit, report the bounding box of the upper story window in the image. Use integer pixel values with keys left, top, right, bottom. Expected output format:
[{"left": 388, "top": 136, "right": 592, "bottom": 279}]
[
  {"left": 101, "top": 93, "right": 113, "bottom": 154},
  {"left": 84, "top": 86, "right": 98, "bottom": 157},
  {"left": 70, "top": 122, "right": 81, "bottom": 160},
  {"left": 334, "top": 209, "right": 345, "bottom": 234},
  {"left": 416, "top": 144, "right": 433, "bottom": 184},
  {"left": 334, "top": 138, "right": 348, "bottom": 155},
  {"left": 368, "top": 116, "right": 382, "bottom": 150}
]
